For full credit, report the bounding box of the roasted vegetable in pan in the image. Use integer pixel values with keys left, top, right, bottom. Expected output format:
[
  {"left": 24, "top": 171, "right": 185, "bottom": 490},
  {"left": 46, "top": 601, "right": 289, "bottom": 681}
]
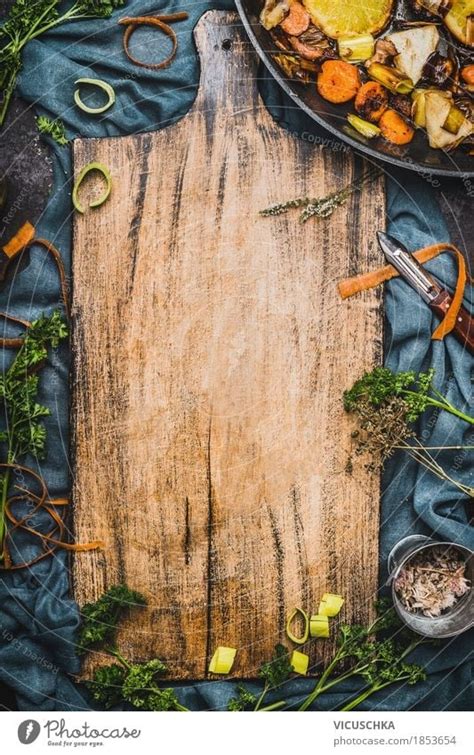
[
  {"left": 280, "top": 1, "right": 310, "bottom": 35},
  {"left": 368, "top": 63, "right": 414, "bottom": 95},
  {"left": 355, "top": 81, "right": 388, "bottom": 122},
  {"left": 261, "top": 0, "right": 474, "bottom": 153},
  {"left": 461, "top": 62, "right": 474, "bottom": 88},
  {"left": 387, "top": 24, "right": 440, "bottom": 84},
  {"left": 302, "top": 0, "right": 395, "bottom": 38},
  {"left": 338, "top": 34, "right": 375, "bottom": 62},
  {"left": 347, "top": 113, "right": 382, "bottom": 138},
  {"left": 260, "top": 0, "right": 290, "bottom": 30},
  {"left": 289, "top": 24, "right": 334, "bottom": 59},
  {"left": 422, "top": 52, "right": 456, "bottom": 88},
  {"left": 379, "top": 108, "right": 415, "bottom": 143},
  {"left": 424, "top": 89, "right": 473, "bottom": 148},
  {"left": 317, "top": 59, "right": 361, "bottom": 102},
  {"left": 443, "top": 0, "right": 474, "bottom": 46},
  {"left": 410, "top": 0, "right": 452, "bottom": 18}
]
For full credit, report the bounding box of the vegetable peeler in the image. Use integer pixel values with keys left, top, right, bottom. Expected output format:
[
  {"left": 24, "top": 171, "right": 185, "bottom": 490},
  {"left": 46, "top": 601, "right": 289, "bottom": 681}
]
[{"left": 377, "top": 231, "right": 474, "bottom": 355}]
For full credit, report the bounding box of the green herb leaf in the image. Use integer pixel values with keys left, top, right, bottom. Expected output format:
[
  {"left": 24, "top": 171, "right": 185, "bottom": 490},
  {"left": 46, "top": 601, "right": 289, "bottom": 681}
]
[
  {"left": 228, "top": 684, "right": 258, "bottom": 712},
  {"left": 258, "top": 643, "right": 293, "bottom": 689},
  {"left": 36, "top": 116, "right": 69, "bottom": 146},
  {"left": 0, "top": 1, "right": 129, "bottom": 127},
  {"left": 88, "top": 655, "right": 185, "bottom": 711},
  {"left": 86, "top": 664, "right": 127, "bottom": 708},
  {"left": 75, "top": 1, "right": 126, "bottom": 17},
  {"left": 77, "top": 585, "right": 146, "bottom": 653}
]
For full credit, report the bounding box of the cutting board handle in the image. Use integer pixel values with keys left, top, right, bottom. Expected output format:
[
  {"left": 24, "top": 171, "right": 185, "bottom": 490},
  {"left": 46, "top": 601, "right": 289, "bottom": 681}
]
[{"left": 192, "top": 11, "right": 260, "bottom": 113}]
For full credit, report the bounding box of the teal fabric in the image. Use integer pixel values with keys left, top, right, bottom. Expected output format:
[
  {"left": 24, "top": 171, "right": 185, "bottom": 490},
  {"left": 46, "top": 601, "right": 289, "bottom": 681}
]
[{"left": 0, "top": 0, "right": 472, "bottom": 711}]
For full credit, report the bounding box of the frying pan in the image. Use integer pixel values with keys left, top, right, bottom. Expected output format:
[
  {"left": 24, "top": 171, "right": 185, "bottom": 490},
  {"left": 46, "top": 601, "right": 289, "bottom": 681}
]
[{"left": 235, "top": 0, "right": 474, "bottom": 177}]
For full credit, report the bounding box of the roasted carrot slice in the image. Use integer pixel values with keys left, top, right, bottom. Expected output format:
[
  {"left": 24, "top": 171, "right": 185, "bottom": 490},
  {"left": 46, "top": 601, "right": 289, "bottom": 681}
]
[
  {"left": 461, "top": 64, "right": 474, "bottom": 86},
  {"left": 379, "top": 108, "right": 414, "bottom": 145},
  {"left": 280, "top": 2, "right": 310, "bottom": 36},
  {"left": 354, "top": 81, "right": 388, "bottom": 123},
  {"left": 317, "top": 60, "right": 361, "bottom": 104}
]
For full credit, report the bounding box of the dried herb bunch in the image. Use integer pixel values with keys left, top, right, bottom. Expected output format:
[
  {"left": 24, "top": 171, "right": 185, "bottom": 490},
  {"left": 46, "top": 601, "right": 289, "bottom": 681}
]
[
  {"left": 344, "top": 367, "right": 474, "bottom": 498},
  {"left": 350, "top": 395, "right": 415, "bottom": 470}
]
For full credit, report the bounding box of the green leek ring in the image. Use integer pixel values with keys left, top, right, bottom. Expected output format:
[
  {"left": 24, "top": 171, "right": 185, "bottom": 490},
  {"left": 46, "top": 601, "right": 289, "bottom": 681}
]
[
  {"left": 286, "top": 607, "right": 310, "bottom": 645},
  {"left": 74, "top": 78, "right": 116, "bottom": 115},
  {"left": 72, "top": 162, "right": 112, "bottom": 214}
]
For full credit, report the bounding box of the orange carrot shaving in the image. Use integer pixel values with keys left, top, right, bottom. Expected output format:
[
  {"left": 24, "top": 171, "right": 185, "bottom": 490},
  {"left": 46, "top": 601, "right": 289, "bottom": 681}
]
[
  {"left": 1, "top": 462, "right": 103, "bottom": 570},
  {"left": 338, "top": 242, "right": 472, "bottom": 342},
  {"left": 2, "top": 221, "right": 35, "bottom": 257},
  {"left": 32, "top": 238, "right": 71, "bottom": 321},
  {"left": 0, "top": 312, "right": 31, "bottom": 349},
  {"left": 119, "top": 12, "right": 189, "bottom": 70}
]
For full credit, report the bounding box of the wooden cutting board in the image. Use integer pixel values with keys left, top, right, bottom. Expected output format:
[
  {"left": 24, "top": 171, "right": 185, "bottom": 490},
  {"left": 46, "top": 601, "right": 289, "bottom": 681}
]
[{"left": 71, "top": 10, "right": 385, "bottom": 679}]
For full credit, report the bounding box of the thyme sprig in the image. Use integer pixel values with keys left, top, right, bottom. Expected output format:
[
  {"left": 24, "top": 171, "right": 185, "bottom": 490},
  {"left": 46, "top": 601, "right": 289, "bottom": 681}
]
[{"left": 260, "top": 167, "right": 382, "bottom": 223}]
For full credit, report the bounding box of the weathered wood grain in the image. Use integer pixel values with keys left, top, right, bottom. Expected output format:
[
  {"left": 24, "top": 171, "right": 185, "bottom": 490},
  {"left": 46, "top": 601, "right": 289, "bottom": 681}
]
[{"left": 72, "top": 11, "right": 385, "bottom": 679}]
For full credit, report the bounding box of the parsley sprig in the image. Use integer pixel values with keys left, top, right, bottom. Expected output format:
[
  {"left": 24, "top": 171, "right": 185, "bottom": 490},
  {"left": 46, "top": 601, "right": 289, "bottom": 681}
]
[
  {"left": 228, "top": 644, "right": 292, "bottom": 711},
  {"left": 36, "top": 115, "right": 69, "bottom": 145},
  {"left": 79, "top": 585, "right": 189, "bottom": 712},
  {"left": 298, "top": 601, "right": 425, "bottom": 711},
  {"left": 0, "top": 1, "right": 127, "bottom": 127},
  {"left": 77, "top": 584, "right": 146, "bottom": 653},
  {"left": 0, "top": 311, "right": 68, "bottom": 561},
  {"left": 227, "top": 600, "right": 427, "bottom": 712},
  {"left": 344, "top": 367, "right": 473, "bottom": 425}
]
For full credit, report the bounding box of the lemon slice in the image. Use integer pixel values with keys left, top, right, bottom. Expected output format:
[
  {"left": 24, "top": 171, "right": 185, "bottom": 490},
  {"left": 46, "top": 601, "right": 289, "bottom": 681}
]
[
  {"left": 303, "top": 0, "right": 394, "bottom": 39},
  {"left": 444, "top": 0, "right": 474, "bottom": 46}
]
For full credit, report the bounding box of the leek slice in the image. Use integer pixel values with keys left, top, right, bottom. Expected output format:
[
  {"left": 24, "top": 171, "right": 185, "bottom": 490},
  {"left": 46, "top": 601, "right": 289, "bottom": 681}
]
[
  {"left": 290, "top": 650, "right": 309, "bottom": 675},
  {"left": 286, "top": 607, "right": 310, "bottom": 645},
  {"left": 443, "top": 106, "right": 467, "bottom": 135},
  {"left": 412, "top": 89, "right": 428, "bottom": 128},
  {"left": 338, "top": 34, "right": 375, "bottom": 62},
  {"left": 318, "top": 593, "right": 344, "bottom": 617},
  {"left": 72, "top": 162, "right": 112, "bottom": 214},
  {"left": 347, "top": 114, "right": 381, "bottom": 139},
  {"left": 309, "top": 614, "right": 330, "bottom": 638},
  {"left": 74, "top": 78, "right": 116, "bottom": 115},
  {"left": 368, "top": 63, "right": 414, "bottom": 94},
  {"left": 208, "top": 646, "right": 237, "bottom": 675}
]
